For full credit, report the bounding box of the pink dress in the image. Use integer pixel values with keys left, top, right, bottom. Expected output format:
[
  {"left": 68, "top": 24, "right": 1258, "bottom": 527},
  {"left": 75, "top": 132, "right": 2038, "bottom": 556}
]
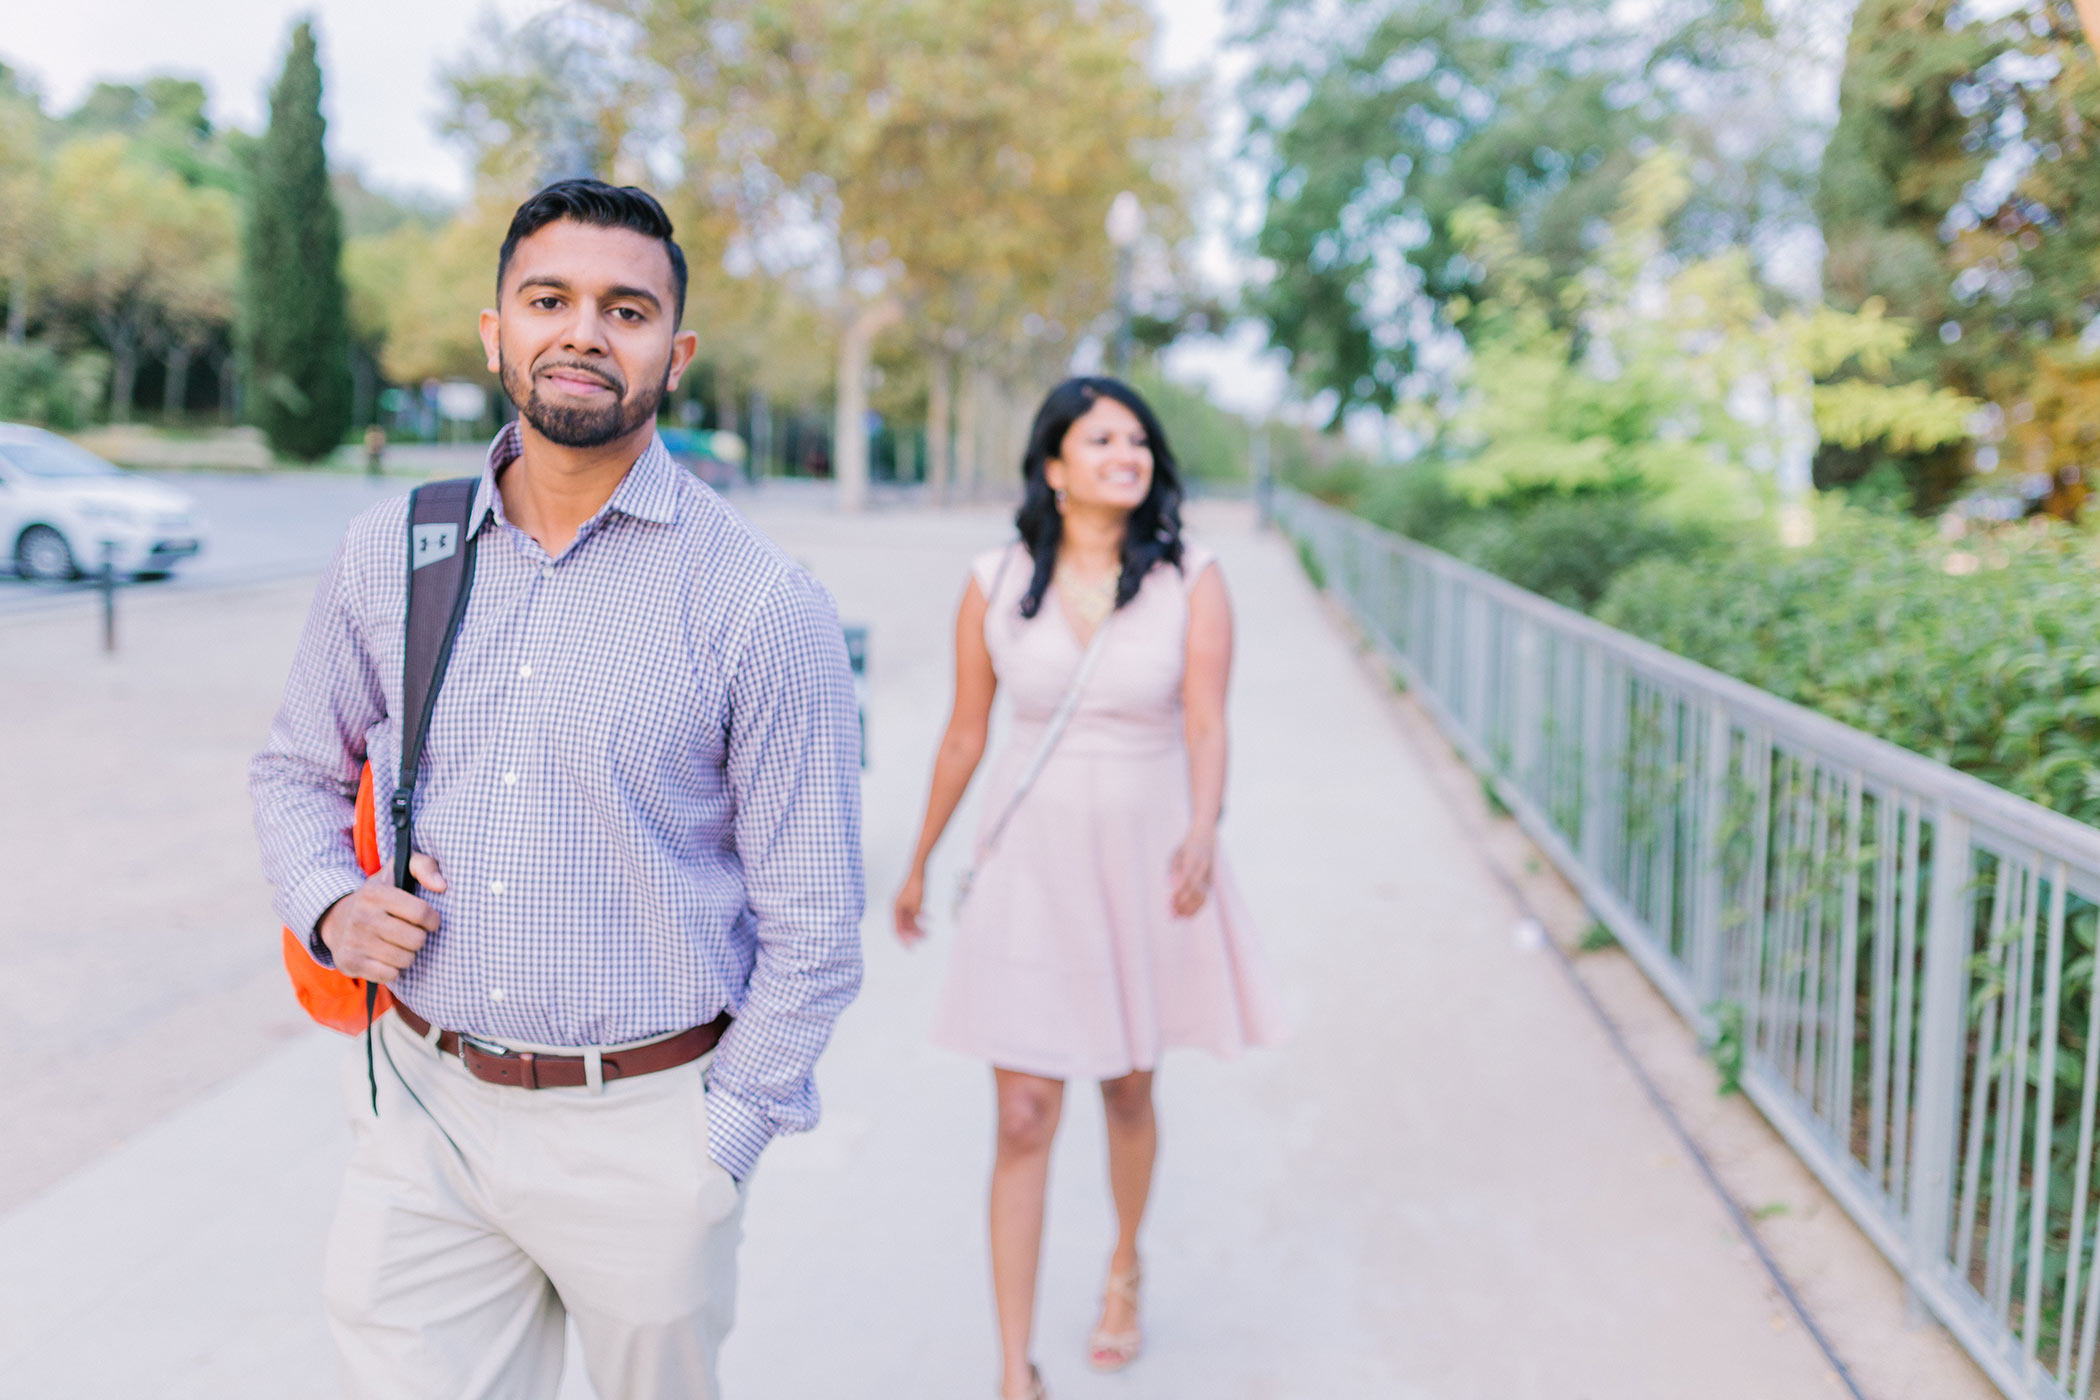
[{"left": 932, "top": 539, "right": 1284, "bottom": 1080}]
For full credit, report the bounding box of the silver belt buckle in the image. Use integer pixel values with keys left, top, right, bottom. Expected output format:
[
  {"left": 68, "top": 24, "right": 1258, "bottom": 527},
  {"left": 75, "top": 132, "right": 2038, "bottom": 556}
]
[{"left": 457, "top": 1032, "right": 511, "bottom": 1070}]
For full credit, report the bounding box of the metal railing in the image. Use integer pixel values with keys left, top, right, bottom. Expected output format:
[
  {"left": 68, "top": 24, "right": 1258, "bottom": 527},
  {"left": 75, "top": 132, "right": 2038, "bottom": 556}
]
[{"left": 1276, "top": 486, "right": 2100, "bottom": 1400}]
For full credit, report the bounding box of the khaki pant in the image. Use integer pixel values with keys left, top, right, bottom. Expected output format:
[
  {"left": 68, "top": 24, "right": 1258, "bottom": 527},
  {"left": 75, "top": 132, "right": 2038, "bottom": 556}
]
[{"left": 325, "top": 1012, "right": 746, "bottom": 1400}]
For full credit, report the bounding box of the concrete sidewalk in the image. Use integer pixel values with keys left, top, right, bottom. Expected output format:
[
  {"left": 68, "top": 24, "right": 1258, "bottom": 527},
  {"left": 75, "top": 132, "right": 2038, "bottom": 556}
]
[{"left": 1, "top": 497, "right": 1885, "bottom": 1397}]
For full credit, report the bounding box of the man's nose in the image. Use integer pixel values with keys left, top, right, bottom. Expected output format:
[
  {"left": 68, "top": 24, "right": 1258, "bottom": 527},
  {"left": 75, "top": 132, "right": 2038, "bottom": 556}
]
[{"left": 559, "top": 300, "right": 610, "bottom": 356}]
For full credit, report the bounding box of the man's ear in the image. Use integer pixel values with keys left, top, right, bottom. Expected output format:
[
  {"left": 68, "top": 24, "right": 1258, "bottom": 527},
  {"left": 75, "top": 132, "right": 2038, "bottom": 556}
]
[
  {"left": 665, "top": 330, "right": 700, "bottom": 392},
  {"left": 479, "top": 309, "right": 501, "bottom": 374}
]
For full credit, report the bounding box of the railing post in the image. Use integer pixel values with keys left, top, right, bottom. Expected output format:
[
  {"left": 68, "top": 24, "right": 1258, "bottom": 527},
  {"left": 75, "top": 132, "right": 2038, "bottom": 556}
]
[
  {"left": 1580, "top": 643, "right": 1608, "bottom": 870},
  {"left": 1907, "top": 807, "right": 1972, "bottom": 1322},
  {"left": 1692, "top": 702, "right": 1731, "bottom": 1009}
]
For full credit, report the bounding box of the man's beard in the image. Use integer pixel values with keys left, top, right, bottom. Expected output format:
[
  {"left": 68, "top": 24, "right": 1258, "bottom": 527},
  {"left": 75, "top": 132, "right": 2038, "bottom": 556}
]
[{"left": 500, "top": 349, "right": 669, "bottom": 449}]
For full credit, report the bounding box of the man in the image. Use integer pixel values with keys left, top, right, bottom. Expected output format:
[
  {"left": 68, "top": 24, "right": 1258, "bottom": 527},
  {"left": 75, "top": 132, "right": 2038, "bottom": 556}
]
[{"left": 250, "top": 180, "right": 864, "bottom": 1399}]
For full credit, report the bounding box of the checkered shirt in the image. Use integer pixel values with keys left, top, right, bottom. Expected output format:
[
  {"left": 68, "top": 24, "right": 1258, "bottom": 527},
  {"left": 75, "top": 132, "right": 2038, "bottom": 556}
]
[{"left": 249, "top": 423, "right": 865, "bottom": 1180}]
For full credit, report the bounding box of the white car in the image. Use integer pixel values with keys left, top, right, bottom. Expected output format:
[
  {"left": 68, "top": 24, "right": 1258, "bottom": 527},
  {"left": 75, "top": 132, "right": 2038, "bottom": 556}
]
[{"left": 0, "top": 424, "right": 205, "bottom": 580}]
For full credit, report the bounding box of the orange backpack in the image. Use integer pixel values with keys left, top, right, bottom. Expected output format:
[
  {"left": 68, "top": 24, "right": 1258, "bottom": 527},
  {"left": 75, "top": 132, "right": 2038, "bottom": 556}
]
[
  {"left": 279, "top": 764, "right": 391, "bottom": 1034},
  {"left": 279, "top": 477, "right": 481, "bottom": 1038}
]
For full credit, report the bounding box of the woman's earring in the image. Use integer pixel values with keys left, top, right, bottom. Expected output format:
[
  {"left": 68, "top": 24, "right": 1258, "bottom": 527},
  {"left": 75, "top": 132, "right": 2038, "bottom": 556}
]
[{"left": 1054, "top": 487, "right": 1068, "bottom": 512}]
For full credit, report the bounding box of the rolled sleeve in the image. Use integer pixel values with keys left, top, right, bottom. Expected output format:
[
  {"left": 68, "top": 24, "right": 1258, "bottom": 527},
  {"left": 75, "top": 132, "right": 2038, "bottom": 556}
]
[
  {"left": 704, "top": 566, "right": 866, "bottom": 1177},
  {"left": 249, "top": 529, "right": 387, "bottom": 950}
]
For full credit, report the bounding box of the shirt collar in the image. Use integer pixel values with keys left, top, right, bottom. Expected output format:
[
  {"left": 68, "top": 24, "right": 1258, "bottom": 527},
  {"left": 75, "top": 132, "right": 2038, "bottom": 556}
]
[{"left": 470, "top": 419, "right": 682, "bottom": 536}]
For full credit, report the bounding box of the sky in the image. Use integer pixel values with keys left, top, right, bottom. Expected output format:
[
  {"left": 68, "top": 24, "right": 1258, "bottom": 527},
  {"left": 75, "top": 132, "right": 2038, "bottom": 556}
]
[{"left": 1, "top": 0, "right": 1235, "bottom": 200}]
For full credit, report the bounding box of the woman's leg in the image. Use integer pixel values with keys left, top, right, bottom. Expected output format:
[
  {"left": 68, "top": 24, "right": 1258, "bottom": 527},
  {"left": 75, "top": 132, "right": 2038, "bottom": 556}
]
[
  {"left": 991, "top": 1069, "right": 1065, "bottom": 1397},
  {"left": 1097, "top": 1068, "right": 1156, "bottom": 1336}
]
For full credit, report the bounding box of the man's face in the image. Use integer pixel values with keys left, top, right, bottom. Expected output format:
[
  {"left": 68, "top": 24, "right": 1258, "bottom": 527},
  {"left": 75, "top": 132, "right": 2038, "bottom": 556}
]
[{"left": 479, "top": 219, "right": 697, "bottom": 449}]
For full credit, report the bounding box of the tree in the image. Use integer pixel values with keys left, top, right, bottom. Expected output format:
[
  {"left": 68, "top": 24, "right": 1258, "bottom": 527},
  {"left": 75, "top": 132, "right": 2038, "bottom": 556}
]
[
  {"left": 1443, "top": 155, "right": 1975, "bottom": 528},
  {"left": 243, "top": 20, "right": 353, "bottom": 460},
  {"left": 606, "top": 0, "right": 1188, "bottom": 507},
  {"left": 1241, "top": 0, "right": 1801, "bottom": 419},
  {"left": 46, "top": 137, "right": 237, "bottom": 422},
  {"left": 0, "top": 66, "right": 55, "bottom": 345},
  {"left": 1819, "top": 0, "right": 2100, "bottom": 514}
]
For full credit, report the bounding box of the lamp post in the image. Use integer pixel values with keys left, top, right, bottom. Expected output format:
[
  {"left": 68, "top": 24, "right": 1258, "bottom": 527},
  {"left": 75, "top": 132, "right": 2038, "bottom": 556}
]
[{"left": 1105, "top": 191, "right": 1144, "bottom": 378}]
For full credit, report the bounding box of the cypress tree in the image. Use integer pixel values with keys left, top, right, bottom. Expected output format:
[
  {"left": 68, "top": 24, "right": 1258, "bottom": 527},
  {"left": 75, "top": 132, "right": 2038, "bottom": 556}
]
[{"left": 243, "top": 20, "right": 351, "bottom": 460}]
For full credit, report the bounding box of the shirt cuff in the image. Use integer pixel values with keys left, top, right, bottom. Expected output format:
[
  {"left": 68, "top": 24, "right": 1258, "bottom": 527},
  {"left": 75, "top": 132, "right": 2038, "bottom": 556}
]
[
  {"left": 286, "top": 866, "right": 365, "bottom": 967},
  {"left": 703, "top": 1083, "right": 777, "bottom": 1184}
]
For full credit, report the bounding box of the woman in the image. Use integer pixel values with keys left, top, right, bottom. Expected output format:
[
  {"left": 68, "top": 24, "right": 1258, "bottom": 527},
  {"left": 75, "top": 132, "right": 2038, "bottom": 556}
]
[{"left": 894, "top": 376, "right": 1281, "bottom": 1400}]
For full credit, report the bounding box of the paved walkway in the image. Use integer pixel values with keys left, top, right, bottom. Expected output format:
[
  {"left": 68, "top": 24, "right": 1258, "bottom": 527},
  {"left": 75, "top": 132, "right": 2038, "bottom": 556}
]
[{"left": 0, "top": 495, "right": 1918, "bottom": 1397}]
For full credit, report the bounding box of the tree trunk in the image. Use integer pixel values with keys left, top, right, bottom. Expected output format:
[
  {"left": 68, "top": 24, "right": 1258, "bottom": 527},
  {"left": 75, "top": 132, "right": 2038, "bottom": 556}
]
[
  {"left": 832, "top": 298, "right": 901, "bottom": 512},
  {"left": 714, "top": 373, "right": 741, "bottom": 439},
  {"left": 954, "top": 360, "right": 981, "bottom": 500},
  {"left": 750, "top": 390, "right": 772, "bottom": 480},
  {"left": 4, "top": 271, "right": 25, "bottom": 345},
  {"left": 163, "top": 342, "right": 192, "bottom": 423},
  {"left": 925, "top": 348, "right": 953, "bottom": 503},
  {"left": 110, "top": 341, "right": 138, "bottom": 424},
  {"left": 213, "top": 349, "right": 237, "bottom": 423},
  {"left": 350, "top": 346, "right": 376, "bottom": 430}
]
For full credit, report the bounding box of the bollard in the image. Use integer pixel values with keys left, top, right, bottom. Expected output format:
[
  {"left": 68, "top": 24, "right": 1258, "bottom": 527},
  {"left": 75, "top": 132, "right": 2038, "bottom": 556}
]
[
  {"left": 99, "top": 540, "right": 117, "bottom": 654},
  {"left": 842, "top": 624, "right": 869, "bottom": 769}
]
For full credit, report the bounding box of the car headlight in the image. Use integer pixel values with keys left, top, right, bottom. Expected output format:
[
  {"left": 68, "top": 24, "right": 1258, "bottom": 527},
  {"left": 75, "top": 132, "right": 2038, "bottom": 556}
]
[{"left": 78, "top": 503, "right": 136, "bottom": 524}]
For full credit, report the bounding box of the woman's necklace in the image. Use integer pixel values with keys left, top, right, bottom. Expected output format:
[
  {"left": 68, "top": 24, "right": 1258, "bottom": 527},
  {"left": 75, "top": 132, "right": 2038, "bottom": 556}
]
[{"left": 1055, "top": 564, "right": 1119, "bottom": 630}]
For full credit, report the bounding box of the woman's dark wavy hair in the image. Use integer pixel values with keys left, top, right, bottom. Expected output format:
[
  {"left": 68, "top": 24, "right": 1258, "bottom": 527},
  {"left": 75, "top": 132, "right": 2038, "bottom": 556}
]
[{"left": 1012, "top": 376, "right": 1184, "bottom": 619}]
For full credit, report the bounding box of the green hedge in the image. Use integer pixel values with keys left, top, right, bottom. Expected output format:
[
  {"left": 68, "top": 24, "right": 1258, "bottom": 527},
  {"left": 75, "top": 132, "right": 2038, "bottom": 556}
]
[{"left": 1596, "top": 511, "right": 2100, "bottom": 826}]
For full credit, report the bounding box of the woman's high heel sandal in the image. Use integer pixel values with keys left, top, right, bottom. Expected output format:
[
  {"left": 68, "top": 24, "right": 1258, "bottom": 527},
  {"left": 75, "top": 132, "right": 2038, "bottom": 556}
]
[
  {"left": 1087, "top": 1267, "right": 1143, "bottom": 1372},
  {"left": 1000, "top": 1362, "right": 1047, "bottom": 1399}
]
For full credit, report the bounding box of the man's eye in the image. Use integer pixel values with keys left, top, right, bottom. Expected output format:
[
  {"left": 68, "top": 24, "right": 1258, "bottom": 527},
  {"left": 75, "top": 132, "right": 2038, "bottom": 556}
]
[
  {"left": 532, "top": 297, "right": 562, "bottom": 310},
  {"left": 612, "top": 307, "right": 642, "bottom": 322}
]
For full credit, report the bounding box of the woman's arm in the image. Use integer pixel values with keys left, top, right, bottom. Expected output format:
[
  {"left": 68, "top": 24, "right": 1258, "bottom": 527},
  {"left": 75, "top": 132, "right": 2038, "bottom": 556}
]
[
  {"left": 1171, "top": 562, "right": 1234, "bottom": 917},
  {"left": 894, "top": 576, "right": 1000, "bottom": 944}
]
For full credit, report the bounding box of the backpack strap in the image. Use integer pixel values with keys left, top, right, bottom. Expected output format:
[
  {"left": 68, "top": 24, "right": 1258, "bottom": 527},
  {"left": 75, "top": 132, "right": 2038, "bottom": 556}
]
[
  {"left": 364, "top": 475, "right": 481, "bottom": 1112},
  {"left": 391, "top": 477, "right": 482, "bottom": 892}
]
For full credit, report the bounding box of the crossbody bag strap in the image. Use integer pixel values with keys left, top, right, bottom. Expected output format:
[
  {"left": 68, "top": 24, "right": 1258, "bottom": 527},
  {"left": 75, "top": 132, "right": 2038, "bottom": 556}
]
[
  {"left": 953, "top": 571, "right": 1115, "bottom": 915},
  {"left": 978, "top": 614, "right": 1114, "bottom": 856}
]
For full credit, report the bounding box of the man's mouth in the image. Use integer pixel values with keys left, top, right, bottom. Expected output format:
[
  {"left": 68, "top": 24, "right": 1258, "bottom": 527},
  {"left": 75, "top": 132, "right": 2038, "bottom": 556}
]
[{"left": 540, "top": 367, "right": 618, "bottom": 397}]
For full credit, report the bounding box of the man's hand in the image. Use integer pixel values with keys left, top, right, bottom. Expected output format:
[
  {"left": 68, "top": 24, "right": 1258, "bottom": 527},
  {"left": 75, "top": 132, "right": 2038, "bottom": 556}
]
[{"left": 317, "top": 852, "right": 447, "bottom": 983}]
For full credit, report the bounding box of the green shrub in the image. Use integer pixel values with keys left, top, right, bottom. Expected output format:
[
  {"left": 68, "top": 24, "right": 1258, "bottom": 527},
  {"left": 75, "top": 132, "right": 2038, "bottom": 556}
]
[
  {"left": 1358, "top": 464, "right": 1474, "bottom": 543},
  {"left": 0, "top": 341, "right": 108, "bottom": 430},
  {"left": 1437, "top": 491, "right": 1712, "bottom": 611},
  {"left": 1127, "top": 370, "right": 1248, "bottom": 484},
  {"left": 1597, "top": 510, "right": 2100, "bottom": 825}
]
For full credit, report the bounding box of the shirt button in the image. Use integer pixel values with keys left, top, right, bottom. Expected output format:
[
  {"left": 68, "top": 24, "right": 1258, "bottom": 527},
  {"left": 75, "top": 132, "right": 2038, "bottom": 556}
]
[
  {"left": 541, "top": 563, "right": 555, "bottom": 578},
  {"left": 502, "top": 771, "right": 518, "bottom": 786},
  {"left": 489, "top": 987, "right": 507, "bottom": 1003},
  {"left": 489, "top": 879, "right": 507, "bottom": 895},
  {"left": 518, "top": 663, "right": 533, "bottom": 679}
]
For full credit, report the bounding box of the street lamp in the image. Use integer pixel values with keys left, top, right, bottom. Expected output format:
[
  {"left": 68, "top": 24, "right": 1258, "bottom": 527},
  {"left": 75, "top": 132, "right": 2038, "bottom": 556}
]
[{"left": 1106, "top": 191, "right": 1145, "bottom": 377}]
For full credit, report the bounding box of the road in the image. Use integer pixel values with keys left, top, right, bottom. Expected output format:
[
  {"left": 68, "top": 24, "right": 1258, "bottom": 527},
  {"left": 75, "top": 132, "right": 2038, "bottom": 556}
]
[{"left": 0, "top": 462, "right": 478, "bottom": 615}]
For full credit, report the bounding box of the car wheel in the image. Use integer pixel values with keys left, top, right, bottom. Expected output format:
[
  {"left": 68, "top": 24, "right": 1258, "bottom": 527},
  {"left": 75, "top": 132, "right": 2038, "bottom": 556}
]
[{"left": 15, "top": 525, "right": 78, "bottom": 582}]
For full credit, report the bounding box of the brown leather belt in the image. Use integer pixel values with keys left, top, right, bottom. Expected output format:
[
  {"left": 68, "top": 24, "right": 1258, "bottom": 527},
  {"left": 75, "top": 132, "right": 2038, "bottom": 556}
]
[{"left": 392, "top": 1002, "right": 731, "bottom": 1090}]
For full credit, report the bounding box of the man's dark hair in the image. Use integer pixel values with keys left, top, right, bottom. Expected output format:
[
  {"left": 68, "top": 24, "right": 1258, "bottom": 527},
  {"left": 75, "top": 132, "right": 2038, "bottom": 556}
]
[{"left": 497, "top": 178, "right": 688, "bottom": 324}]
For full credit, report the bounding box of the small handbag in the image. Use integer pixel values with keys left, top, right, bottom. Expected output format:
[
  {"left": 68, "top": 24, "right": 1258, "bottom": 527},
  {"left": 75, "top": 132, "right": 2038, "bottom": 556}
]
[{"left": 954, "top": 549, "right": 1117, "bottom": 916}]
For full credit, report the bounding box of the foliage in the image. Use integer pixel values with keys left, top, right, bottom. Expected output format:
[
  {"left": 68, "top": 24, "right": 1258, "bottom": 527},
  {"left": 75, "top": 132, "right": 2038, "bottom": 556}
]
[
  {"left": 1239, "top": 0, "right": 1805, "bottom": 415},
  {"left": 1819, "top": 0, "right": 2100, "bottom": 513},
  {"left": 45, "top": 136, "right": 238, "bottom": 422},
  {"left": 1127, "top": 369, "right": 1249, "bottom": 484},
  {"left": 343, "top": 201, "right": 509, "bottom": 386},
  {"left": 1443, "top": 155, "right": 1976, "bottom": 526},
  {"left": 1441, "top": 492, "right": 1713, "bottom": 612},
  {"left": 242, "top": 21, "right": 353, "bottom": 459},
  {"left": 1597, "top": 507, "right": 2100, "bottom": 826},
  {"left": 0, "top": 341, "right": 108, "bottom": 430}
]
